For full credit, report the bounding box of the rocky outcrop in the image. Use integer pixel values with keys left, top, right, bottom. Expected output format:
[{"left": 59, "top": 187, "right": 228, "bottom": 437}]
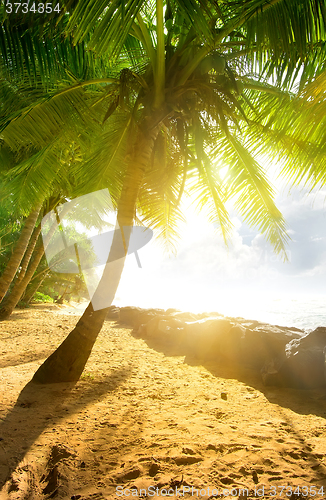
[
  {"left": 240, "top": 325, "right": 302, "bottom": 369},
  {"left": 106, "top": 305, "right": 326, "bottom": 389},
  {"left": 139, "top": 316, "right": 185, "bottom": 344},
  {"left": 106, "top": 306, "right": 120, "bottom": 320},
  {"left": 262, "top": 327, "right": 326, "bottom": 389},
  {"left": 118, "top": 306, "right": 145, "bottom": 327},
  {"left": 185, "top": 318, "right": 232, "bottom": 360},
  {"left": 117, "top": 306, "right": 165, "bottom": 329},
  {"left": 169, "top": 311, "right": 199, "bottom": 322}
]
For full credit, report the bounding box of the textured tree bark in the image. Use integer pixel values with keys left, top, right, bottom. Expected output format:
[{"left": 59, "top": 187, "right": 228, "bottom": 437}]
[
  {"left": 0, "top": 243, "right": 45, "bottom": 320},
  {"left": 32, "top": 124, "right": 158, "bottom": 383},
  {"left": 15, "top": 223, "right": 42, "bottom": 285},
  {"left": 25, "top": 271, "right": 49, "bottom": 305},
  {"left": 0, "top": 203, "right": 42, "bottom": 303}
]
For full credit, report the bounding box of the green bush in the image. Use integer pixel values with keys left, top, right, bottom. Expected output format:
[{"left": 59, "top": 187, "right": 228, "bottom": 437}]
[{"left": 33, "top": 292, "right": 54, "bottom": 303}]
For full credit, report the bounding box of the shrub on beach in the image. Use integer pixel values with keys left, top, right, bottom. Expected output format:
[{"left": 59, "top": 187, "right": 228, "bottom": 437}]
[{"left": 32, "top": 292, "right": 54, "bottom": 303}]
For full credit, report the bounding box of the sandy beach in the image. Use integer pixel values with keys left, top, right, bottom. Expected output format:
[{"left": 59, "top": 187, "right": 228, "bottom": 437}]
[{"left": 1, "top": 304, "right": 326, "bottom": 499}]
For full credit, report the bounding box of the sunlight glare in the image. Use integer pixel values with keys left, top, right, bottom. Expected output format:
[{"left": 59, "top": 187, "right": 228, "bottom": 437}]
[{"left": 219, "top": 165, "right": 228, "bottom": 180}]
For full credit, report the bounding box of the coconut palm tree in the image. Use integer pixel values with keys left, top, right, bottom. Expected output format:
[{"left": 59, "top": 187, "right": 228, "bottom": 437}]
[
  {"left": 0, "top": 195, "right": 26, "bottom": 272},
  {"left": 0, "top": 0, "right": 325, "bottom": 382},
  {"left": 0, "top": 203, "right": 42, "bottom": 302},
  {"left": 0, "top": 64, "right": 118, "bottom": 315},
  {"left": 0, "top": 148, "right": 43, "bottom": 302},
  {"left": 0, "top": 218, "right": 100, "bottom": 318},
  {"left": 0, "top": 180, "right": 116, "bottom": 319}
]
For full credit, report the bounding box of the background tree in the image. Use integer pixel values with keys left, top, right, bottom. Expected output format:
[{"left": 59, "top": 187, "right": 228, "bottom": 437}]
[
  {"left": 0, "top": 183, "right": 114, "bottom": 319},
  {"left": 0, "top": 200, "right": 23, "bottom": 271},
  {"left": 0, "top": 152, "right": 43, "bottom": 302},
  {"left": 0, "top": 221, "right": 99, "bottom": 318}
]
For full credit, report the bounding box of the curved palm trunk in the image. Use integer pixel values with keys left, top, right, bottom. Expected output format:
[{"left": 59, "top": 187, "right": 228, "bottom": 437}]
[
  {"left": 25, "top": 271, "right": 49, "bottom": 304},
  {"left": 0, "top": 203, "right": 42, "bottom": 303},
  {"left": 0, "top": 242, "right": 45, "bottom": 320},
  {"left": 32, "top": 126, "right": 157, "bottom": 384},
  {"left": 15, "top": 223, "right": 42, "bottom": 285},
  {"left": 0, "top": 203, "right": 71, "bottom": 319}
]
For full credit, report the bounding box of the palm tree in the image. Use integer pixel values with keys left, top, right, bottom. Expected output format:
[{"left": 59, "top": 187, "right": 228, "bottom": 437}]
[
  {"left": 0, "top": 217, "right": 100, "bottom": 318},
  {"left": 0, "top": 195, "right": 26, "bottom": 273},
  {"left": 0, "top": 63, "right": 118, "bottom": 317},
  {"left": 0, "top": 0, "right": 325, "bottom": 382},
  {"left": 0, "top": 184, "right": 115, "bottom": 319},
  {"left": 0, "top": 202, "right": 42, "bottom": 302}
]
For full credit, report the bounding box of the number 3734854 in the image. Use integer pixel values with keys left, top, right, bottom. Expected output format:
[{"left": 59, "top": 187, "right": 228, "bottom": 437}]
[{"left": 5, "top": 2, "right": 61, "bottom": 14}]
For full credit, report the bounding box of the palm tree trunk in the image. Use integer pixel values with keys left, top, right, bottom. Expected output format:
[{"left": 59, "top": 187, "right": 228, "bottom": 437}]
[
  {"left": 32, "top": 125, "right": 157, "bottom": 384},
  {"left": 15, "top": 223, "right": 42, "bottom": 285},
  {"left": 0, "top": 203, "right": 42, "bottom": 303},
  {"left": 55, "top": 284, "right": 69, "bottom": 304},
  {"left": 25, "top": 271, "right": 49, "bottom": 305},
  {"left": 0, "top": 202, "right": 72, "bottom": 319},
  {"left": 0, "top": 243, "right": 45, "bottom": 320}
]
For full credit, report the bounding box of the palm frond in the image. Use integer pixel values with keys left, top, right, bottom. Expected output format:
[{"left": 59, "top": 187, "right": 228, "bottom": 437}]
[
  {"left": 187, "top": 162, "right": 233, "bottom": 244},
  {"left": 237, "top": 0, "right": 326, "bottom": 88},
  {"left": 137, "top": 127, "right": 187, "bottom": 251},
  {"left": 66, "top": 0, "right": 145, "bottom": 59},
  {"left": 0, "top": 14, "right": 112, "bottom": 87},
  {"left": 209, "top": 133, "right": 289, "bottom": 258}
]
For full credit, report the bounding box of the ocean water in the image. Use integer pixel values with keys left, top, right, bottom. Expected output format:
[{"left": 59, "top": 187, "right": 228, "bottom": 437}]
[
  {"left": 209, "top": 295, "right": 326, "bottom": 332},
  {"left": 114, "top": 293, "right": 326, "bottom": 332}
]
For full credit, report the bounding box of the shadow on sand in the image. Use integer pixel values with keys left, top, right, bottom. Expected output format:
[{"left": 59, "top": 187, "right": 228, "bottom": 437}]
[
  {"left": 0, "top": 365, "right": 132, "bottom": 494},
  {"left": 130, "top": 332, "right": 326, "bottom": 487},
  {"left": 134, "top": 331, "right": 326, "bottom": 419},
  {"left": 0, "top": 350, "right": 55, "bottom": 369}
]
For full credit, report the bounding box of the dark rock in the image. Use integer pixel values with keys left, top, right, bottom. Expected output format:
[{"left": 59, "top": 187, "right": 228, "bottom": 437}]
[
  {"left": 218, "top": 324, "right": 245, "bottom": 363},
  {"left": 149, "top": 308, "right": 166, "bottom": 314},
  {"left": 200, "top": 311, "right": 225, "bottom": 319},
  {"left": 118, "top": 306, "right": 143, "bottom": 327},
  {"left": 236, "top": 325, "right": 303, "bottom": 369},
  {"left": 133, "top": 311, "right": 158, "bottom": 330},
  {"left": 262, "top": 327, "right": 326, "bottom": 389},
  {"left": 261, "top": 355, "right": 286, "bottom": 386},
  {"left": 119, "top": 307, "right": 166, "bottom": 328},
  {"left": 185, "top": 318, "right": 232, "bottom": 360},
  {"left": 239, "top": 328, "right": 270, "bottom": 368},
  {"left": 139, "top": 316, "right": 185, "bottom": 343},
  {"left": 221, "top": 392, "right": 228, "bottom": 400},
  {"left": 290, "top": 326, "right": 326, "bottom": 349},
  {"left": 170, "top": 311, "right": 199, "bottom": 322},
  {"left": 238, "top": 320, "right": 260, "bottom": 329},
  {"left": 253, "top": 324, "right": 302, "bottom": 357},
  {"left": 106, "top": 306, "right": 120, "bottom": 320},
  {"left": 111, "top": 304, "right": 321, "bottom": 390}
]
